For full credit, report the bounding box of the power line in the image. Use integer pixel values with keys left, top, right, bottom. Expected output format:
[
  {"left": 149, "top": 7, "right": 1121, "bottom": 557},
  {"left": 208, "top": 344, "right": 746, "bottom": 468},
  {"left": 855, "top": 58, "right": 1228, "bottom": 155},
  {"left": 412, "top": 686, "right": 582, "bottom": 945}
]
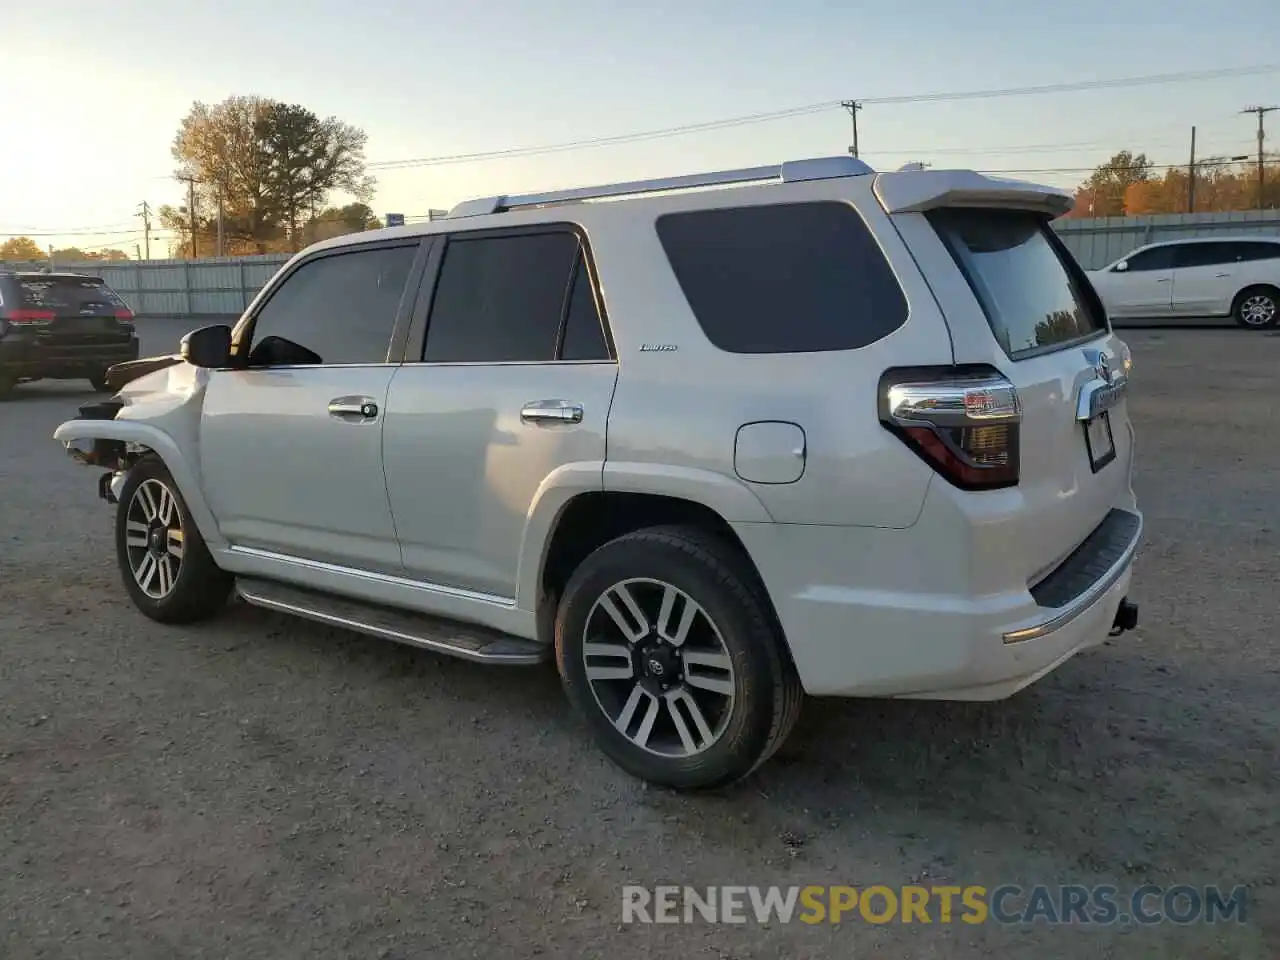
[
  {"left": 364, "top": 63, "right": 1280, "bottom": 171},
  {"left": 859, "top": 64, "right": 1280, "bottom": 105}
]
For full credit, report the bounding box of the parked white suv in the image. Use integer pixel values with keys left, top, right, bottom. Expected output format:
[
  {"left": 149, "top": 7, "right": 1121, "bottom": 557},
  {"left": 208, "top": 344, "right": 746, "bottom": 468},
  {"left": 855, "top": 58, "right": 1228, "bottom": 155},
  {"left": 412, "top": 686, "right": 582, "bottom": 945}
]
[
  {"left": 53, "top": 156, "right": 1142, "bottom": 790},
  {"left": 1087, "top": 235, "right": 1280, "bottom": 328}
]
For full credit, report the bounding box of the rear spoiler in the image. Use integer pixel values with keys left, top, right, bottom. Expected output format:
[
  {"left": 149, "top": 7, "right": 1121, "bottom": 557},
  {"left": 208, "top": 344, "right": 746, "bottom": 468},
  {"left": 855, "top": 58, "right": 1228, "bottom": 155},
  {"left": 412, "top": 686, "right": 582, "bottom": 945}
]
[{"left": 873, "top": 170, "right": 1073, "bottom": 218}]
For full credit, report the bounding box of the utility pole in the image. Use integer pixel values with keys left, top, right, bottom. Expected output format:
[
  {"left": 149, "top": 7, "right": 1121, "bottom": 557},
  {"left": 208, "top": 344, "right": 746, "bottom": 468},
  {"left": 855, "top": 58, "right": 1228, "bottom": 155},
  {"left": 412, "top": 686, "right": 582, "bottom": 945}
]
[
  {"left": 176, "top": 175, "right": 199, "bottom": 257},
  {"left": 136, "top": 200, "right": 152, "bottom": 260},
  {"left": 1187, "top": 126, "right": 1196, "bottom": 213},
  {"left": 1241, "top": 105, "right": 1277, "bottom": 208},
  {"left": 841, "top": 100, "right": 862, "bottom": 158}
]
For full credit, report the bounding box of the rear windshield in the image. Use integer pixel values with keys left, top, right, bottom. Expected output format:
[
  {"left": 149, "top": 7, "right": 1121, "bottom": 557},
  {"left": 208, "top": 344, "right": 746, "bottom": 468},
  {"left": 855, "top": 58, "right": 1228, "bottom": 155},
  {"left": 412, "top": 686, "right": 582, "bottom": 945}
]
[
  {"left": 19, "top": 276, "right": 123, "bottom": 311},
  {"left": 927, "top": 209, "right": 1104, "bottom": 358}
]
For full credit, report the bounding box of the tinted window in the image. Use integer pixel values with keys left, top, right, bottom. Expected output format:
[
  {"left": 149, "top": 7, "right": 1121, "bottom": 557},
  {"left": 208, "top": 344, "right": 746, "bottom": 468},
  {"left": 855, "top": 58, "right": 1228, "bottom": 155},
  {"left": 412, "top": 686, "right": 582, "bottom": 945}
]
[
  {"left": 250, "top": 245, "right": 415, "bottom": 364},
  {"left": 929, "top": 208, "right": 1104, "bottom": 358},
  {"left": 19, "top": 276, "right": 125, "bottom": 312},
  {"left": 1173, "top": 242, "right": 1235, "bottom": 269},
  {"left": 1122, "top": 246, "right": 1176, "bottom": 271},
  {"left": 655, "top": 202, "right": 908, "bottom": 354},
  {"left": 423, "top": 231, "right": 581, "bottom": 363},
  {"left": 558, "top": 254, "right": 609, "bottom": 361},
  {"left": 1235, "top": 241, "right": 1280, "bottom": 263}
]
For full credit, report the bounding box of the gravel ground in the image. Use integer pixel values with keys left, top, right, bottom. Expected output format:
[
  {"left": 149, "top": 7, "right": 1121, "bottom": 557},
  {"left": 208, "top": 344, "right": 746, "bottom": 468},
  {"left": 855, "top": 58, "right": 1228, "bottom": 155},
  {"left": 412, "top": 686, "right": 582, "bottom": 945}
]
[{"left": 1, "top": 325, "right": 1276, "bottom": 959}]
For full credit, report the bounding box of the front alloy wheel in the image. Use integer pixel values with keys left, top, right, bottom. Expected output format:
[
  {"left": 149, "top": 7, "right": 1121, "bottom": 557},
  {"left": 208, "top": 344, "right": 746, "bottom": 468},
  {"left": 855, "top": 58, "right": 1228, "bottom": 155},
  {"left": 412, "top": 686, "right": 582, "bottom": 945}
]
[
  {"left": 583, "top": 578, "right": 736, "bottom": 758},
  {"left": 124, "top": 478, "right": 186, "bottom": 599},
  {"left": 114, "top": 455, "right": 233, "bottom": 623}
]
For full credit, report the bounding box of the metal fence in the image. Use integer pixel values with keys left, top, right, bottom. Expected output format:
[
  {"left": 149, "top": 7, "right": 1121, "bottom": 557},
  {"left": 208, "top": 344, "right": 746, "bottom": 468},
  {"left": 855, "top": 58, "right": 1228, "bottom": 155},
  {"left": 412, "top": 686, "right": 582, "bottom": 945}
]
[
  {"left": 1053, "top": 209, "right": 1280, "bottom": 269},
  {"left": 1, "top": 255, "right": 291, "bottom": 318},
  {"left": 4, "top": 209, "right": 1279, "bottom": 317}
]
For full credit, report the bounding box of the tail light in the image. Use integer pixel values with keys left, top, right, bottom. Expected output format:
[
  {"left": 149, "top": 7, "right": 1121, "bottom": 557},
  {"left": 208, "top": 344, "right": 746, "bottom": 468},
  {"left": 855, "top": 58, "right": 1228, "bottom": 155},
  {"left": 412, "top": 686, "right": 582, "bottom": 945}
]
[
  {"left": 879, "top": 366, "right": 1021, "bottom": 490},
  {"left": 114, "top": 308, "right": 134, "bottom": 321},
  {"left": 6, "top": 309, "right": 56, "bottom": 325}
]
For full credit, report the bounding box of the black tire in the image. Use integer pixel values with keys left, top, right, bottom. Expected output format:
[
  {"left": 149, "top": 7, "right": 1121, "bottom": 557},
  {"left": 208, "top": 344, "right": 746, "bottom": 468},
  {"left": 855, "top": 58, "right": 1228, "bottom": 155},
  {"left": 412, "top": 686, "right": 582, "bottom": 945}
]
[
  {"left": 1232, "top": 285, "right": 1279, "bottom": 329},
  {"left": 0, "top": 373, "right": 14, "bottom": 400},
  {"left": 555, "top": 525, "right": 802, "bottom": 791},
  {"left": 115, "top": 455, "right": 233, "bottom": 623},
  {"left": 88, "top": 371, "right": 113, "bottom": 392}
]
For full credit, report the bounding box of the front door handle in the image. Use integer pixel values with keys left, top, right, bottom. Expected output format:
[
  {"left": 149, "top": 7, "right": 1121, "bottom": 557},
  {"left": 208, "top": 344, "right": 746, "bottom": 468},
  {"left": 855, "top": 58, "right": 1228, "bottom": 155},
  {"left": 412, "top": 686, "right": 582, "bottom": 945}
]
[
  {"left": 328, "top": 396, "right": 379, "bottom": 421},
  {"left": 521, "top": 400, "right": 583, "bottom": 424},
  {"left": 1215, "top": 272, "right": 1231, "bottom": 278}
]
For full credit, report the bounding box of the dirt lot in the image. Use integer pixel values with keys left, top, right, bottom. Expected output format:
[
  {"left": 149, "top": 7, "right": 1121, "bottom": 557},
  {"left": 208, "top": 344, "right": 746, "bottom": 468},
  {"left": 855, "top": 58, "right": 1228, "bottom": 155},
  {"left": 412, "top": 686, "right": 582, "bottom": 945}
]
[{"left": 1, "top": 327, "right": 1276, "bottom": 959}]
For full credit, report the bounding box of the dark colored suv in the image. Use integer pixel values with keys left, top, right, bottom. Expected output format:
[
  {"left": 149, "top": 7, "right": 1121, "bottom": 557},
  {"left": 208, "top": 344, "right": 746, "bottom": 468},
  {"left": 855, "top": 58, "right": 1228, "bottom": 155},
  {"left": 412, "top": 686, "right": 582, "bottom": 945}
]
[{"left": 0, "top": 270, "right": 140, "bottom": 398}]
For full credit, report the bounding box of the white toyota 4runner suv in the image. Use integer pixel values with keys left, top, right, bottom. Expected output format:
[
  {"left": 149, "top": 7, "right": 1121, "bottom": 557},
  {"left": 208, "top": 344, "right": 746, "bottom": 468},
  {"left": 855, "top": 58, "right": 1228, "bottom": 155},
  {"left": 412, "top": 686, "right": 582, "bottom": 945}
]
[{"left": 54, "top": 155, "right": 1141, "bottom": 791}]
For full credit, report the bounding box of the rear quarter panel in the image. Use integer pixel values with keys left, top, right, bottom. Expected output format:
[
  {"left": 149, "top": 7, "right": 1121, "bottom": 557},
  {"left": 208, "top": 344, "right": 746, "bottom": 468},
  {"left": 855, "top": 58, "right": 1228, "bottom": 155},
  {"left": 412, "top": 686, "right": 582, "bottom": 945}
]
[{"left": 590, "top": 178, "right": 954, "bottom": 529}]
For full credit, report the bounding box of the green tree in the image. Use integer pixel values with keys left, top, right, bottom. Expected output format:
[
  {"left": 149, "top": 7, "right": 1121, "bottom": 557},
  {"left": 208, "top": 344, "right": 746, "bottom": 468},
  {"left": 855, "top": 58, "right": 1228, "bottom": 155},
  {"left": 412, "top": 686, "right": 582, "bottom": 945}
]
[
  {"left": 0, "top": 236, "right": 44, "bottom": 260},
  {"left": 1083, "top": 151, "right": 1154, "bottom": 217},
  {"left": 51, "top": 247, "right": 130, "bottom": 261},
  {"left": 161, "top": 95, "right": 374, "bottom": 255},
  {"left": 308, "top": 202, "right": 381, "bottom": 242}
]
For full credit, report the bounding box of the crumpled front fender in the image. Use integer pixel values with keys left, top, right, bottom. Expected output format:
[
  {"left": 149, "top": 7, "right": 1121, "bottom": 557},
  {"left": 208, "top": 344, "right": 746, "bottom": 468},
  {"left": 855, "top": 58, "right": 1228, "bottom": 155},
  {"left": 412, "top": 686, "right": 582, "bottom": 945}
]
[{"left": 52, "top": 417, "right": 224, "bottom": 551}]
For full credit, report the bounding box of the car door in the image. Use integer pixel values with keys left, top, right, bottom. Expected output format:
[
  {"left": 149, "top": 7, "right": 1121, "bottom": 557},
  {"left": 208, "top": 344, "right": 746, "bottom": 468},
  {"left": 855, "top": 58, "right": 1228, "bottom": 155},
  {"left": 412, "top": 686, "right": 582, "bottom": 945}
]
[
  {"left": 381, "top": 225, "right": 618, "bottom": 600},
  {"left": 199, "top": 238, "right": 427, "bottom": 574},
  {"left": 1169, "top": 241, "right": 1240, "bottom": 317},
  {"left": 1097, "top": 245, "right": 1175, "bottom": 317}
]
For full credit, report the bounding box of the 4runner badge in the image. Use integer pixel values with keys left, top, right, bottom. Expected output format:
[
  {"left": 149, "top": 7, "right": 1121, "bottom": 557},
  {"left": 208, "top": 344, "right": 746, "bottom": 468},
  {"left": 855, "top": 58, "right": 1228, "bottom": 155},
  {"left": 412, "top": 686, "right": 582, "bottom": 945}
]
[{"left": 639, "top": 344, "right": 677, "bottom": 352}]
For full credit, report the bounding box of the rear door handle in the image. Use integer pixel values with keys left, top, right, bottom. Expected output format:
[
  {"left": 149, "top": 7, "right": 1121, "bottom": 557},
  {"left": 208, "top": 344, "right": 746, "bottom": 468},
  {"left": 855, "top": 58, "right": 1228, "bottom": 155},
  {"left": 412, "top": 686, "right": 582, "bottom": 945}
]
[
  {"left": 521, "top": 400, "right": 583, "bottom": 424},
  {"left": 328, "top": 396, "right": 379, "bottom": 421},
  {"left": 1215, "top": 272, "right": 1231, "bottom": 278}
]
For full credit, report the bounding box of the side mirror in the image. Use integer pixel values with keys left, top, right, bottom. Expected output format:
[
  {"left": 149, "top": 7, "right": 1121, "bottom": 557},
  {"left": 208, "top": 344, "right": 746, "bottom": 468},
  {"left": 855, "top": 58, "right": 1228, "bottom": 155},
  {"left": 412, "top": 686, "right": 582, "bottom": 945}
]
[
  {"left": 180, "top": 324, "right": 233, "bottom": 368},
  {"left": 1112, "top": 260, "right": 1129, "bottom": 273}
]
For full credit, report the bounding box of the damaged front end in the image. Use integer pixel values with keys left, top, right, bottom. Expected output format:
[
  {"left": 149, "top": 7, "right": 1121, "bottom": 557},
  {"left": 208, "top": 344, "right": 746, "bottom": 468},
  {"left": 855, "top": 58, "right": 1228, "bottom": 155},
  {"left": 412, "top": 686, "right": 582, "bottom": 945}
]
[{"left": 59, "top": 352, "right": 188, "bottom": 504}]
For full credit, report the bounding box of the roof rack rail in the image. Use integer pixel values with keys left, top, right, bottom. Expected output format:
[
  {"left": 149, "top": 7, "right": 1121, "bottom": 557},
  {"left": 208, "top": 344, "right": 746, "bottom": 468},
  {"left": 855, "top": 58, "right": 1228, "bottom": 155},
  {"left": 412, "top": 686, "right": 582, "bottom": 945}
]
[{"left": 446, "top": 155, "right": 875, "bottom": 218}]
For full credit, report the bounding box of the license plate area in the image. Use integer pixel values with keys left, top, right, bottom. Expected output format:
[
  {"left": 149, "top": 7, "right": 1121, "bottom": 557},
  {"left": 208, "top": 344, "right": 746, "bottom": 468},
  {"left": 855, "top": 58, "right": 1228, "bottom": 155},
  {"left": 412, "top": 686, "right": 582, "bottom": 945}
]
[{"left": 1084, "top": 410, "right": 1115, "bottom": 472}]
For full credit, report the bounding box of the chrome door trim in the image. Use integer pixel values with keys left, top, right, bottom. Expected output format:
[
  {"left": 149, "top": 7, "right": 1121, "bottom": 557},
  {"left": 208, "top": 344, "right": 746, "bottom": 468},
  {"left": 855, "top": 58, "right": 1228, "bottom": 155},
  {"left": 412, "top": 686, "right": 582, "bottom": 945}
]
[
  {"left": 520, "top": 400, "right": 584, "bottom": 424},
  {"left": 226, "top": 545, "right": 517, "bottom": 608}
]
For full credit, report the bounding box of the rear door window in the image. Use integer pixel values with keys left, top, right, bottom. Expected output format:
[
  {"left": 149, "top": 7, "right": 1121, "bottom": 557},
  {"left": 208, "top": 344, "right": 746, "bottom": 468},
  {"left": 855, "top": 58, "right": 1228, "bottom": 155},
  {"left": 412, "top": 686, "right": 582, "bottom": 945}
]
[
  {"left": 1172, "top": 242, "right": 1235, "bottom": 269},
  {"left": 655, "top": 201, "right": 908, "bottom": 354},
  {"left": 928, "top": 208, "right": 1105, "bottom": 359}
]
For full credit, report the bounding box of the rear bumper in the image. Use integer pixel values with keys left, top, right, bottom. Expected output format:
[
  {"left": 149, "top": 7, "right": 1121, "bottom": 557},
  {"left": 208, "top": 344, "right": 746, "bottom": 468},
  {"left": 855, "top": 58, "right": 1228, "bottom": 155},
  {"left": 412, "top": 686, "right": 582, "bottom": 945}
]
[
  {"left": 0, "top": 334, "right": 139, "bottom": 376},
  {"left": 733, "top": 506, "right": 1143, "bottom": 701}
]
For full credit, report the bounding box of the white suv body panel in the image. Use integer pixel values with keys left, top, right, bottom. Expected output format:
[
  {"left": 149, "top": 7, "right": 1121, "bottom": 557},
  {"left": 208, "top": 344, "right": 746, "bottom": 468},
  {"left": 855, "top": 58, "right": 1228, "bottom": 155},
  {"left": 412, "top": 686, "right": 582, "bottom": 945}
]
[
  {"left": 52, "top": 157, "right": 1141, "bottom": 703},
  {"left": 595, "top": 176, "right": 954, "bottom": 531}
]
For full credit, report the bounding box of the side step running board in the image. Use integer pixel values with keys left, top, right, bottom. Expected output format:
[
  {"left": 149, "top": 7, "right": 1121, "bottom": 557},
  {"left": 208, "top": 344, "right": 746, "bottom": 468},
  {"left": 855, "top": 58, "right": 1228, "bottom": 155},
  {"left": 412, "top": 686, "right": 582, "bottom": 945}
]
[{"left": 235, "top": 577, "right": 549, "bottom": 666}]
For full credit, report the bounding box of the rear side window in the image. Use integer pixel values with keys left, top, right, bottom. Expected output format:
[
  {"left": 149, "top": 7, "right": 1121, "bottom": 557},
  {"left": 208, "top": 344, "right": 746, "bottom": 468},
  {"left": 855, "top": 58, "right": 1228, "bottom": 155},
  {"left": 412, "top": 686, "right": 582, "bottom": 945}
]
[
  {"left": 928, "top": 208, "right": 1104, "bottom": 358},
  {"left": 1235, "top": 241, "right": 1280, "bottom": 263},
  {"left": 19, "top": 276, "right": 125, "bottom": 311},
  {"left": 655, "top": 201, "right": 908, "bottom": 354}
]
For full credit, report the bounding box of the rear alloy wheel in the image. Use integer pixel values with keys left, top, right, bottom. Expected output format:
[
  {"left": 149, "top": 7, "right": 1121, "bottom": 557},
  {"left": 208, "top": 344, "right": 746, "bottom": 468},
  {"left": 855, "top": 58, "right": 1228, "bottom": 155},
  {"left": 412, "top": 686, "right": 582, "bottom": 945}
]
[
  {"left": 1233, "top": 286, "right": 1279, "bottom": 329},
  {"left": 555, "top": 526, "right": 802, "bottom": 790},
  {"left": 115, "top": 456, "right": 233, "bottom": 623}
]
